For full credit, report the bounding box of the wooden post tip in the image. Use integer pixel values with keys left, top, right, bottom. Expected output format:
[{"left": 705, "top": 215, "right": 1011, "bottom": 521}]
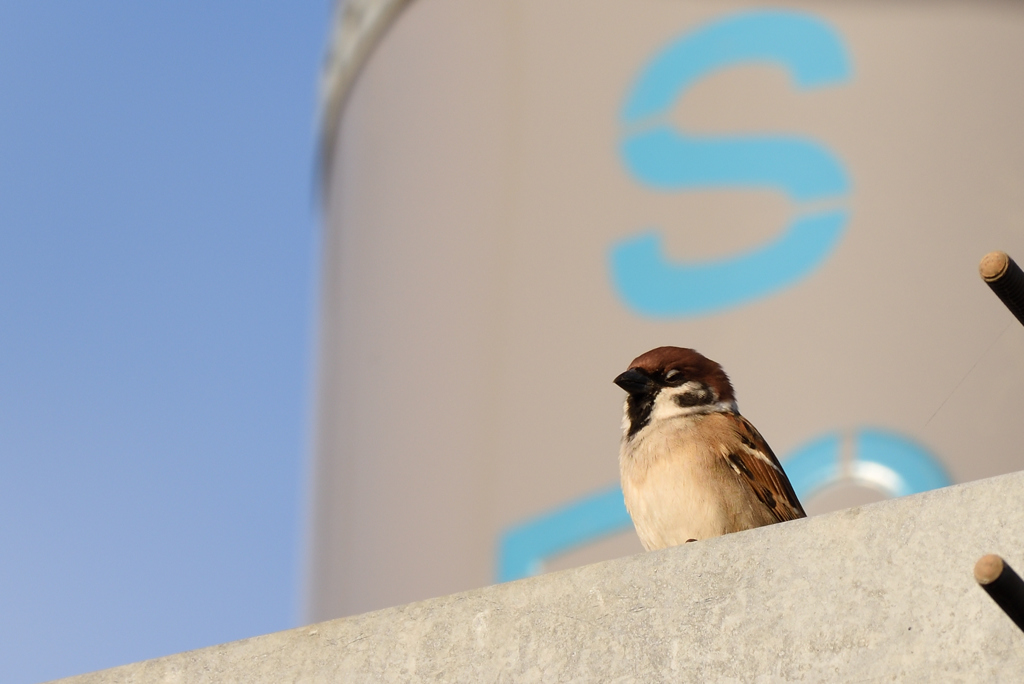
[
  {"left": 980, "top": 251, "right": 1010, "bottom": 282},
  {"left": 975, "top": 554, "right": 1005, "bottom": 585}
]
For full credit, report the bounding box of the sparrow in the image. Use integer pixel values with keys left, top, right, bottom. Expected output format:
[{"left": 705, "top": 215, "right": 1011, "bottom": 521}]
[{"left": 614, "top": 346, "right": 805, "bottom": 550}]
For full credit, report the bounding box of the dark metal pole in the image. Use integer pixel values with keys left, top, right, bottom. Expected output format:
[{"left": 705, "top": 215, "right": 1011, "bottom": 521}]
[
  {"left": 974, "top": 554, "right": 1024, "bottom": 633},
  {"left": 980, "top": 251, "right": 1024, "bottom": 327}
]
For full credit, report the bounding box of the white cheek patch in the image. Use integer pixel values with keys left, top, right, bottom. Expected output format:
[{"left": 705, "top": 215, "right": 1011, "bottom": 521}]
[{"left": 677, "top": 380, "right": 703, "bottom": 394}]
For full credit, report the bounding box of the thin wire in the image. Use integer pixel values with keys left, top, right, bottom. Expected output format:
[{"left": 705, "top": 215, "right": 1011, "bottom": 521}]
[{"left": 925, "top": 321, "right": 1013, "bottom": 428}]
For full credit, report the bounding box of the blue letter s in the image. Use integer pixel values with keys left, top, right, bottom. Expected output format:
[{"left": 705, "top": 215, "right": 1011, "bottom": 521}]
[{"left": 612, "top": 11, "right": 852, "bottom": 317}]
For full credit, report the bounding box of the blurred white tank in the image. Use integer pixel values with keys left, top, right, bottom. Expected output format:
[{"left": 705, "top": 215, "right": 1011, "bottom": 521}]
[{"left": 309, "top": 0, "right": 1024, "bottom": 620}]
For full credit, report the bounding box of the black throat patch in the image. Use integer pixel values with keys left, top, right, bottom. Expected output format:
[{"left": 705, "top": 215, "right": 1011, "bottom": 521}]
[{"left": 625, "top": 391, "right": 655, "bottom": 439}]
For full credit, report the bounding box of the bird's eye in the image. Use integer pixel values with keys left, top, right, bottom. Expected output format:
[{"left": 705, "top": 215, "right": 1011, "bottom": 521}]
[{"left": 664, "top": 369, "right": 684, "bottom": 384}]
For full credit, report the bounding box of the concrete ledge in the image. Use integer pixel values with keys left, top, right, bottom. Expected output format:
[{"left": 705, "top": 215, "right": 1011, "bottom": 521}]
[{"left": 56, "top": 471, "right": 1024, "bottom": 682}]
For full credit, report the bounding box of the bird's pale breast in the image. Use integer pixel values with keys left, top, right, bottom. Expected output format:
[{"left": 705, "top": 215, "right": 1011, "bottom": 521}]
[{"left": 619, "top": 413, "right": 776, "bottom": 550}]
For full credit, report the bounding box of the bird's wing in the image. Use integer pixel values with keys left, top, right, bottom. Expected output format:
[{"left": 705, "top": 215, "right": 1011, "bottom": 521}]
[{"left": 720, "top": 413, "right": 806, "bottom": 523}]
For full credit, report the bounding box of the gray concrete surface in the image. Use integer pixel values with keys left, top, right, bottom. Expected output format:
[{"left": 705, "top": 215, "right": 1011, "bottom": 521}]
[{"left": 55, "top": 471, "right": 1024, "bottom": 683}]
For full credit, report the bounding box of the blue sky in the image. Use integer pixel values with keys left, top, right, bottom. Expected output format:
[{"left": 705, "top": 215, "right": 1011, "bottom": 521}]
[{"left": 0, "top": 3, "right": 330, "bottom": 681}]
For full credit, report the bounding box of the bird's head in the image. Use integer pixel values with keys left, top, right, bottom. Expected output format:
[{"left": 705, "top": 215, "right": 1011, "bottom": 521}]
[{"left": 614, "top": 347, "right": 736, "bottom": 440}]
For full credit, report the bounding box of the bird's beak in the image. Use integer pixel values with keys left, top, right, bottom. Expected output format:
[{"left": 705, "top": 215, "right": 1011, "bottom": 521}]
[{"left": 614, "top": 368, "right": 655, "bottom": 395}]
